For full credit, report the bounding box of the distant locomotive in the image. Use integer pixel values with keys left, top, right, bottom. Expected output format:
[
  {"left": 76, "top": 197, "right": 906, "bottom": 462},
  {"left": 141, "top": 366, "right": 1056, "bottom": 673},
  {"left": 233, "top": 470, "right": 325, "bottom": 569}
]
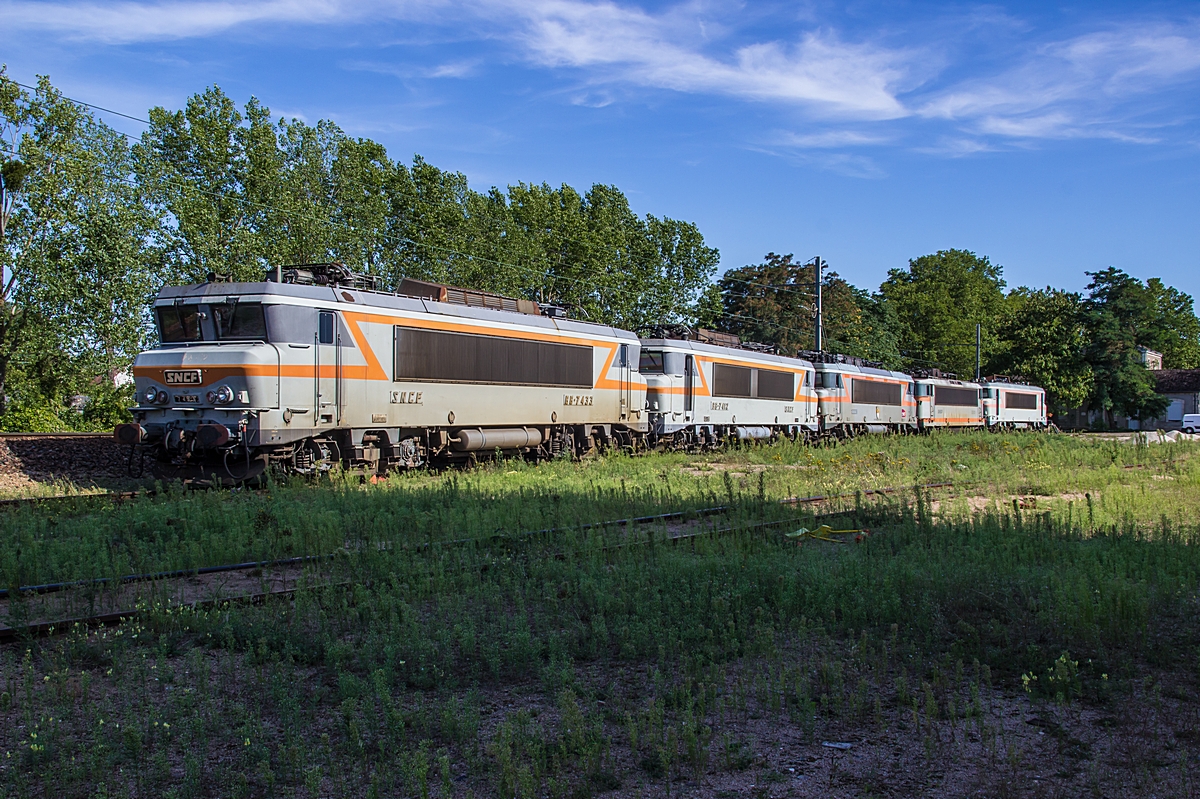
[
  {"left": 115, "top": 264, "right": 1046, "bottom": 482},
  {"left": 638, "top": 328, "right": 820, "bottom": 447}
]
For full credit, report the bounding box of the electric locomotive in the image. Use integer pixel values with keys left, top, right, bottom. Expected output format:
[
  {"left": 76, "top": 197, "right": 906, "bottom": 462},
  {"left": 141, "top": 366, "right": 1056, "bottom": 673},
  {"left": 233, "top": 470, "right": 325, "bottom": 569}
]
[
  {"left": 804, "top": 352, "right": 916, "bottom": 437},
  {"left": 115, "top": 264, "right": 648, "bottom": 483},
  {"left": 639, "top": 327, "right": 819, "bottom": 447},
  {"left": 911, "top": 370, "right": 985, "bottom": 430},
  {"left": 981, "top": 377, "right": 1047, "bottom": 430}
]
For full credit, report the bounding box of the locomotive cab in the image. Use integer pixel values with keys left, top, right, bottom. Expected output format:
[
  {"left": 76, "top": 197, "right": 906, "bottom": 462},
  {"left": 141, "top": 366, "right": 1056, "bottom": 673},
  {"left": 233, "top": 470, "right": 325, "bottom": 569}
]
[
  {"left": 116, "top": 285, "right": 294, "bottom": 482},
  {"left": 981, "top": 378, "right": 1047, "bottom": 430},
  {"left": 911, "top": 372, "right": 984, "bottom": 430}
]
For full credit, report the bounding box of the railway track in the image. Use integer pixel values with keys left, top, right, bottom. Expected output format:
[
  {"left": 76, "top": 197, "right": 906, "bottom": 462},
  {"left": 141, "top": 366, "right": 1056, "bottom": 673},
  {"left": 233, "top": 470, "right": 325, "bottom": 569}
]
[{"left": 0, "top": 481, "right": 959, "bottom": 642}]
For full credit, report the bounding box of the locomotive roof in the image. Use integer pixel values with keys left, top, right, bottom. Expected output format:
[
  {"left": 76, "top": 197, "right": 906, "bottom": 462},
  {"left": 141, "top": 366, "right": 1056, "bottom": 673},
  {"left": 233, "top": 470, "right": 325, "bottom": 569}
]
[
  {"left": 809, "top": 360, "right": 911, "bottom": 382},
  {"left": 155, "top": 281, "right": 639, "bottom": 341},
  {"left": 983, "top": 381, "right": 1043, "bottom": 392},
  {"left": 913, "top": 375, "right": 983, "bottom": 388},
  {"left": 639, "top": 337, "right": 814, "bottom": 370}
]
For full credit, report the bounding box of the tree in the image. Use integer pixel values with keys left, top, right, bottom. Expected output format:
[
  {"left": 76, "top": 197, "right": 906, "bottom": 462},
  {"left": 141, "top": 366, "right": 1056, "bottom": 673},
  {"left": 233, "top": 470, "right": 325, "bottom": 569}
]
[
  {"left": 989, "top": 287, "right": 1092, "bottom": 416},
  {"left": 715, "top": 253, "right": 900, "bottom": 365},
  {"left": 1083, "top": 267, "right": 1175, "bottom": 426},
  {"left": 136, "top": 86, "right": 263, "bottom": 282},
  {"left": 0, "top": 70, "right": 161, "bottom": 426},
  {"left": 1142, "top": 278, "right": 1200, "bottom": 369},
  {"left": 879, "top": 249, "right": 1007, "bottom": 376}
]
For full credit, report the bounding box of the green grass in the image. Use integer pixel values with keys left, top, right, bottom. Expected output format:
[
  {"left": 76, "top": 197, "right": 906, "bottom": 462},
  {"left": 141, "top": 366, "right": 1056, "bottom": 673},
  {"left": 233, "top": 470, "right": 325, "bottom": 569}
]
[
  {"left": 2, "top": 431, "right": 1200, "bottom": 797},
  {"left": 3, "top": 431, "right": 1196, "bottom": 589}
]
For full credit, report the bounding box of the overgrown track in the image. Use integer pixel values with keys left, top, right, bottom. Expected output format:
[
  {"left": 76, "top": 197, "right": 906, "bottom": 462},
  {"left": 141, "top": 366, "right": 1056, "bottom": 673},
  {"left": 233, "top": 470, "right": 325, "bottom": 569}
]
[
  {"left": 0, "top": 489, "right": 149, "bottom": 511},
  {"left": 0, "top": 481, "right": 960, "bottom": 642}
]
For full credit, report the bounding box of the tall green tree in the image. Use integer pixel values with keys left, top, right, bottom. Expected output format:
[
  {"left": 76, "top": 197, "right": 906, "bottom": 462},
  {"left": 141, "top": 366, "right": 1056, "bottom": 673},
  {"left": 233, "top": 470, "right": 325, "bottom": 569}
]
[
  {"left": 989, "top": 287, "right": 1092, "bottom": 416},
  {"left": 716, "top": 253, "right": 900, "bottom": 365},
  {"left": 0, "top": 70, "right": 161, "bottom": 427},
  {"left": 1141, "top": 278, "right": 1200, "bottom": 369},
  {"left": 136, "top": 86, "right": 263, "bottom": 282},
  {"left": 1082, "top": 267, "right": 1174, "bottom": 426},
  {"left": 138, "top": 87, "right": 721, "bottom": 331},
  {"left": 879, "top": 249, "right": 1007, "bottom": 376}
]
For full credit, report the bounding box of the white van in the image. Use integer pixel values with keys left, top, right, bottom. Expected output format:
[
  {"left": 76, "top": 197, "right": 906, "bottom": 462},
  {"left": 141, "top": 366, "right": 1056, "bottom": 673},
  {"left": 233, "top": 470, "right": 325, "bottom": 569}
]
[{"left": 1184, "top": 414, "right": 1200, "bottom": 434}]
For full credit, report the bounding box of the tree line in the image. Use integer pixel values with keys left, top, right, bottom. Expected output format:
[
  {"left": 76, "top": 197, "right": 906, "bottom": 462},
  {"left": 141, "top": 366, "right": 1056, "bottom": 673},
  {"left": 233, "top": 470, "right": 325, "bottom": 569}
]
[
  {"left": 717, "top": 250, "right": 1199, "bottom": 425},
  {"left": 1, "top": 70, "right": 1196, "bottom": 430}
]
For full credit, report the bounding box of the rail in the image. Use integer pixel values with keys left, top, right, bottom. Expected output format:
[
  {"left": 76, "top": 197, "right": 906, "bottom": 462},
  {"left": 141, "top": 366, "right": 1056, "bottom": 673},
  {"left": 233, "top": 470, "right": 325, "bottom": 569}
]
[{"left": 0, "top": 481, "right": 962, "bottom": 640}]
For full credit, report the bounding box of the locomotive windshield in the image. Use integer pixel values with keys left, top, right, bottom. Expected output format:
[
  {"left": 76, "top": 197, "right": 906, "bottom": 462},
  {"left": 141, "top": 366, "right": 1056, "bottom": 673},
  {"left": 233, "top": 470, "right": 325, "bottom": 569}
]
[
  {"left": 214, "top": 303, "right": 267, "bottom": 340},
  {"left": 154, "top": 302, "right": 269, "bottom": 342},
  {"left": 639, "top": 350, "right": 665, "bottom": 374},
  {"left": 156, "top": 306, "right": 202, "bottom": 342}
]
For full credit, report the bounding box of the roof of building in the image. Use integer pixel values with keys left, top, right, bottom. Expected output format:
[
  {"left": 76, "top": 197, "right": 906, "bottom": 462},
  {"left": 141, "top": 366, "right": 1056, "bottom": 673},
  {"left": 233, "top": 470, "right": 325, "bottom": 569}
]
[{"left": 1156, "top": 369, "right": 1200, "bottom": 393}]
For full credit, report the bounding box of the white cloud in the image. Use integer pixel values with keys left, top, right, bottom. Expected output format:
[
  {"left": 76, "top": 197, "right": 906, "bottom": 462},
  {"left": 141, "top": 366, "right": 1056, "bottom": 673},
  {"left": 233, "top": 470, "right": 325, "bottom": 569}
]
[
  {"left": 5, "top": 0, "right": 1199, "bottom": 151},
  {"left": 0, "top": 0, "right": 366, "bottom": 43},
  {"left": 2, "top": 0, "right": 916, "bottom": 119},
  {"left": 505, "top": 1, "right": 913, "bottom": 119},
  {"left": 919, "top": 21, "right": 1200, "bottom": 141},
  {"left": 344, "top": 57, "right": 480, "bottom": 80},
  {"left": 771, "top": 129, "right": 892, "bottom": 148}
]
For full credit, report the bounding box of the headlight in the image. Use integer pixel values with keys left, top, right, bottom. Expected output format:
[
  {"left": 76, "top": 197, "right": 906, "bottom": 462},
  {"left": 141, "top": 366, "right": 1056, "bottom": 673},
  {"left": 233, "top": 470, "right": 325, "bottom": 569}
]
[
  {"left": 208, "top": 385, "right": 235, "bottom": 405},
  {"left": 143, "top": 387, "right": 158, "bottom": 404}
]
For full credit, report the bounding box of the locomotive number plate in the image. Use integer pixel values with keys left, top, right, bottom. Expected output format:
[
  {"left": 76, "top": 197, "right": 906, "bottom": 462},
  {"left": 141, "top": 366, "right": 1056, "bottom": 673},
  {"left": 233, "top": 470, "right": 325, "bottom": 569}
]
[
  {"left": 563, "top": 395, "right": 593, "bottom": 406},
  {"left": 174, "top": 394, "right": 199, "bottom": 404},
  {"left": 164, "top": 370, "right": 202, "bottom": 385}
]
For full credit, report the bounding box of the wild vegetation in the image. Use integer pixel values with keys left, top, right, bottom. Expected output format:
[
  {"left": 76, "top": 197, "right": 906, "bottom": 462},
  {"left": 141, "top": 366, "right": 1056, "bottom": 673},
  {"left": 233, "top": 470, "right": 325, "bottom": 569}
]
[{"left": 3, "top": 431, "right": 1200, "bottom": 797}]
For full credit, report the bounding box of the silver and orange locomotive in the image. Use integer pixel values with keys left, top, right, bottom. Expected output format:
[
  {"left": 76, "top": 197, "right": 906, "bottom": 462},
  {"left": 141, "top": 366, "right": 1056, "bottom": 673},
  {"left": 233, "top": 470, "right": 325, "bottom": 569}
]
[{"left": 117, "top": 265, "right": 647, "bottom": 482}]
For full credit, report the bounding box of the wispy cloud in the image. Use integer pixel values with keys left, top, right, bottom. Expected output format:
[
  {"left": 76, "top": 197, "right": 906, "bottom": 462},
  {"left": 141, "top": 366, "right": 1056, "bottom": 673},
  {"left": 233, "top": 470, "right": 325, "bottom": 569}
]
[
  {"left": 5, "top": 0, "right": 1200, "bottom": 153},
  {"left": 344, "top": 58, "right": 481, "bottom": 81},
  {"left": 0, "top": 0, "right": 367, "bottom": 43},
  {"left": 504, "top": 1, "right": 914, "bottom": 119},
  {"left": 2, "top": 0, "right": 917, "bottom": 119},
  {"left": 770, "top": 130, "right": 893, "bottom": 148},
  {"left": 919, "top": 21, "right": 1200, "bottom": 140}
]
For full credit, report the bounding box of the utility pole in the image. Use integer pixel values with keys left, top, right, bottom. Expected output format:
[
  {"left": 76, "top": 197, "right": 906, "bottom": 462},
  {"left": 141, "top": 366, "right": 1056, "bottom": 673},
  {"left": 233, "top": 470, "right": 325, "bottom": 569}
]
[
  {"left": 813, "top": 256, "right": 823, "bottom": 352},
  {"left": 975, "top": 323, "right": 982, "bottom": 382}
]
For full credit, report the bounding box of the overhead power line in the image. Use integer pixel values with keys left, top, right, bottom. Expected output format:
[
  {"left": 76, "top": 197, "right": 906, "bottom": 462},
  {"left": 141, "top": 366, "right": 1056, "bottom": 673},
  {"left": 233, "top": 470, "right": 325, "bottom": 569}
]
[{"left": 4, "top": 77, "right": 153, "bottom": 128}]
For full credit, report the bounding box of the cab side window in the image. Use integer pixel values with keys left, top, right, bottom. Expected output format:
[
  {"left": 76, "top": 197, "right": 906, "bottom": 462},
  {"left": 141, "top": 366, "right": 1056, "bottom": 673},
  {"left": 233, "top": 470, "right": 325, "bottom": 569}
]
[{"left": 319, "top": 312, "right": 336, "bottom": 345}]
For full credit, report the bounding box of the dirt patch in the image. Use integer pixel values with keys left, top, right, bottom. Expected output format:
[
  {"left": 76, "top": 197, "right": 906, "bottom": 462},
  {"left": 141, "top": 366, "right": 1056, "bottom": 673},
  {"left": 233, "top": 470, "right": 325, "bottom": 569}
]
[{"left": 931, "top": 492, "right": 1096, "bottom": 515}]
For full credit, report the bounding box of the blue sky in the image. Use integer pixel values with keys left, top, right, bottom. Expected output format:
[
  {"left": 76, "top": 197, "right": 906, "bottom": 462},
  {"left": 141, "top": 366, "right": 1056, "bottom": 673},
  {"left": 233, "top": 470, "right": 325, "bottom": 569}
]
[{"left": 3, "top": 0, "right": 1199, "bottom": 302}]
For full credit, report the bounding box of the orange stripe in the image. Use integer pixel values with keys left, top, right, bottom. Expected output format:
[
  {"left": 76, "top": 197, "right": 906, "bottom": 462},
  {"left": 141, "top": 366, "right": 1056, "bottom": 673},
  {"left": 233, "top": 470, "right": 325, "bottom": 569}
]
[{"left": 136, "top": 309, "right": 640, "bottom": 390}]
